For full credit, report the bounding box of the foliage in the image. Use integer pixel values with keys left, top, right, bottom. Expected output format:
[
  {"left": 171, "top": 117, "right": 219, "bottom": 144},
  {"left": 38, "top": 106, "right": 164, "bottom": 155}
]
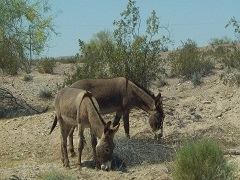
[
  {"left": 37, "top": 57, "right": 56, "bottom": 74},
  {"left": 208, "top": 36, "right": 236, "bottom": 46},
  {"left": 168, "top": 39, "right": 214, "bottom": 84},
  {"left": 112, "top": 0, "right": 170, "bottom": 87},
  {"left": 64, "top": 0, "right": 171, "bottom": 88},
  {"left": 226, "top": 16, "right": 240, "bottom": 41},
  {"left": 0, "top": 0, "right": 58, "bottom": 74},
  {"left": 38, "top": 87, "right": 53, "bottom": 100},
  {"left": 23, "top": 74, "right": 33, "bottom": 81},
  {"left": 172, "top": 138, "right": 237, "bottom": 180},
  {"left": 209, "top": 43, "right": 240, "bottom": 86},
  {"left": 42, "top": 170, "right": 76, "bottom": 180}
]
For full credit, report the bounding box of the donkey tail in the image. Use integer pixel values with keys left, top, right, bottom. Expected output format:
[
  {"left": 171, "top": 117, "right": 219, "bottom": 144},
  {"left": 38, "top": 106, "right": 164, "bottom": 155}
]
[{"left": 49, "top": 115, "right": 58, "bottom": 134}]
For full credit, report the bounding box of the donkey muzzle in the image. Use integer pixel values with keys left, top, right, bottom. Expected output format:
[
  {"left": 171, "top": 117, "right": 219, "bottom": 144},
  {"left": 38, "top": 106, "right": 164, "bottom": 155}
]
[
  {"left": 100, "top": 161, "right": 111, "bottom": 171},
  {"left": 153, "top": 128, "right": 163, "bottom": 140}
]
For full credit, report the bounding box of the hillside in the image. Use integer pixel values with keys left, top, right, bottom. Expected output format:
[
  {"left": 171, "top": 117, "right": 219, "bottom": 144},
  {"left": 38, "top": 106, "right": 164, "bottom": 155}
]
[{"left": 0, "top": 59, "right": 240, "bottom": 179}]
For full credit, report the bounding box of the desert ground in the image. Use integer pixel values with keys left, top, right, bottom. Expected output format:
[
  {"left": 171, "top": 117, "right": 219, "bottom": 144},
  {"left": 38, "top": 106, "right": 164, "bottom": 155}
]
[{"left": 0, "top": 61, "right": 240, "bottom": 179}]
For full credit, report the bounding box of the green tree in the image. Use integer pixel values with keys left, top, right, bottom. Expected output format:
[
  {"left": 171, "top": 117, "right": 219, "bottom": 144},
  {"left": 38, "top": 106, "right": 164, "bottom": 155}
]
[
  {"left": 0, "top": 0, "right": 58, "bottom": 74},
  {"left": 64, "top": 0, "right": 171, "bottom": 88},
  {"left": 112, "top": 0, "right": 171, "bottom": 87}
]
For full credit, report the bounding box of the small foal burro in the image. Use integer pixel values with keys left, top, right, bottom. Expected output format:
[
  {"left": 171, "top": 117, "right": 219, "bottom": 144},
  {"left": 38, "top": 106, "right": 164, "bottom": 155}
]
[{"left": 50, "top": 87, "right": 119, "bottom": 171}]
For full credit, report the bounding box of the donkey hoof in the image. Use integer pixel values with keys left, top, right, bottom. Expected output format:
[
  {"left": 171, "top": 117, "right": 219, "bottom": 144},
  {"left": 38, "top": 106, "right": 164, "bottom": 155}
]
[{"left": 125, "top": 133, "right": 130, "bottom": 139}]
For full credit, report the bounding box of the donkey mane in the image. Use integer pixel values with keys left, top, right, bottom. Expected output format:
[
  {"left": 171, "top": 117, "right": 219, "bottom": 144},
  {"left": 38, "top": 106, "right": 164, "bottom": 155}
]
[
  {"left": 85, "top": 91, "right": 106, "bottom": 126},
  {"left": 127, "top": 78, "right": 155, "bottom": 99}
]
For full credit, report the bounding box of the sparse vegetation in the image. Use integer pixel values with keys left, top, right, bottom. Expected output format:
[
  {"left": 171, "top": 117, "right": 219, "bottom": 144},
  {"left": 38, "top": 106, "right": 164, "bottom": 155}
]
[
  {"left": 168, "top": 39, "right": 215, "bottom": 84},
  {"left": 42, "top": 170, "right": 76, "bottom": 180},
  {"left": 37, "top": 58, "right": 56, "bottom": 74},
  {"left": 38, "top": 87, "right": 53, "bottom": 99},
  {"left": 208, "top": 36, "right": 236, "bottom": 46},
  {"left": 172, "top": 138, "right": 237, "bottom": 180},
  {"left": 23, "top": 74, "right": 33, "bottom": 81}
]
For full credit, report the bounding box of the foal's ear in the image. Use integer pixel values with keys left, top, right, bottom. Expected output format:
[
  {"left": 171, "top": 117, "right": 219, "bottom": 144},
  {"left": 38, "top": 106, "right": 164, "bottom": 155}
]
[
  {"left": 155, "top": 93, "right": 162, "bottom": 101},
  {"left": 104, "top": 121, "right": 112, "bottom": 134},
  {"left": 107, "top": 123, "right": 120, "bottom": 137}
]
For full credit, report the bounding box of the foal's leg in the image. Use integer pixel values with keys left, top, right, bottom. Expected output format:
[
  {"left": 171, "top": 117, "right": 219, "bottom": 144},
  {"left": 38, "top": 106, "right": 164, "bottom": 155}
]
[
  {"left": 77, "top": 124, "right": 84, "bottom": 170},
  {"left": 90, "top": 130, "right": 99, "bottom": 169},
  {"left": 113, "top": 111, "right": 122, "bottom": 127},
  {"left": 68, "top": 126, "right": 76, "bottom": 157},
  {"left": 60, "top": 122, "right": 72, "bottom": 168}
]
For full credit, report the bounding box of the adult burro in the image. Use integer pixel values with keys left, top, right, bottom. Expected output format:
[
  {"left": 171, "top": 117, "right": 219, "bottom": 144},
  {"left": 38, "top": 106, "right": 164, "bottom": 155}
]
[
  {"left": 69, "top": 77, "right": 165, "bottom": 156},
  {"left": 50, "top": 87, "right": 120, "bottom": 171}
]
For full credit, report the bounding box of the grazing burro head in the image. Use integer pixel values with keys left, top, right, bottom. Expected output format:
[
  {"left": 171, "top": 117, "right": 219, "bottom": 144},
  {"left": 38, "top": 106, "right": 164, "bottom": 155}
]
[
  {"left": 95, "top": 121, "right": 119, "bottom": 170},
  {"left": 148, "top": 93, "right": 165, "bottom": 140},
  {"left": 50, "top": 87, "right": 120, "bottom": 171}
]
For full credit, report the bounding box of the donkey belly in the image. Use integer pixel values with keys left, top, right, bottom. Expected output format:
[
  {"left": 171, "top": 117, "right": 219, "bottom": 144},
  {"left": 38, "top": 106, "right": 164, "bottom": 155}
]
[
  {"left": 97, "top": 97, "right": 123, "bottom": 114},
  {"left": 62, "top": 115, "right": 78, "bottom": 126}
]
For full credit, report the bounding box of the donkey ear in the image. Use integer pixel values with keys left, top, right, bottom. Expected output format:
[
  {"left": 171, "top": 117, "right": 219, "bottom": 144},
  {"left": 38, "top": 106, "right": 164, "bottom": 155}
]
[
  {"left": 109, "top": 123, "right": 120, "bottom": 136},
  {"left": 104, "top": 121, "right": 112, "bottom": 134},
  {"left": 155, "top": 93, "right": 162, "bottom": 101}
]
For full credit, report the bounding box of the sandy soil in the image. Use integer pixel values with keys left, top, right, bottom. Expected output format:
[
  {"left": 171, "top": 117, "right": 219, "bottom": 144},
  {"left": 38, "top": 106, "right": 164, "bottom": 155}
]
[{"left": 0, "top": 62, "right": 240, "bottom": 179}]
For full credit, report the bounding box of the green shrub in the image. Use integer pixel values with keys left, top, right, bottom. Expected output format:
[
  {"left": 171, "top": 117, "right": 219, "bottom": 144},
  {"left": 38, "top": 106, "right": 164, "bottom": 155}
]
[
  {"left": 38, "top": 87, "right": 53, "bottom": 99},
  {"left": 23, "top": 74, "right": 33, "bottom": 81},
  {"left": 37, "top": 57, "right": 56, "bottom": 74},
  {"left": 42, "top": 170, "right": 76, "bottom": 180},
  {"left": 208, "top": 36, "right": 235, "bottom": 46},
  {"left": 172, "top": 138, "right": 237, "bottom": 180},
  {"left": 210, "top": 44, "right": 240, "bottom": 87},
  {"left": 190, "top": 72, "right": 203, "bottom": 86},
  {"left": 169, "top": 39, "right": 214, "bottom": 82},
  {"left": 64, "top": 1, "right": 170, "bottom": 88},
  {"left": 63, "top": 63, "right": 109, "bottom": 86}
]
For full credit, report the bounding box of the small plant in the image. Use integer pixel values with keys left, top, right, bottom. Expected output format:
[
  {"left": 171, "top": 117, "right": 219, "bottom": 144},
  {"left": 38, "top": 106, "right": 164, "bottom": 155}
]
[
  {"left": 42, "top": 170, "right": 76, "bottom": 180},
  {"left": 37, "top": 57, "right": 56, "bottom": 74},
  {"left": 38, "top": 87, "right": 53, "bottom": 99},
  {"left": 172, "top": 138, "right": 237, "bottom": 180},
  {"left": 190, "top": 72, "right": 203, "bottom": 86},
  {"left": 23, "top": 74, "right": 33, "bottom": 81}
]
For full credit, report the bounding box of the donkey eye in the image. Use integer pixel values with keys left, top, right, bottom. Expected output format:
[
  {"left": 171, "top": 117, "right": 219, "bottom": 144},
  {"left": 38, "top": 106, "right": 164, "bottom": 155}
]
[{"left": 105, "top": 148, "right": 110, "bottom": 153}]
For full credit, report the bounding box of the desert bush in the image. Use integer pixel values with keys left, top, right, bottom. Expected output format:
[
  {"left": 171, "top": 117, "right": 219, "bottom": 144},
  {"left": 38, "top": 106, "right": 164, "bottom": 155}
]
[
  {"left": 23, "top": 74, "right": 33, "bottom": 81},
  {"left": 37, "top": 57, "right": 56, "bottom": 74},
  {"left": 168, "top": 39, "right": 214, "bottom": 83},
  {"left": 210, "top": 45, "right": 240, "bottom": 69},
  {"left": 190, "top": 72, "right": 203, "bottom": 86},
  {"left": 172, "top": 138, "right": 237, "bottom": 180},
  {"left": 220, "top": 69, "right": 240, "bottom": 87},
  {"left": 64, "top": 1, "right": 170, "bottom": 88},
  {"left": 208, "top": 36, "right": 236, "bottom": 46},
  {"left": 210, "top": 44, "right": 240, "bottom": 86},
  {"left": 38, "top": 87, "right": 53, "bottom": 100},
  {"left": 63, "top": 63, "right": 109, "bottom": 87},
  {"left": 42, "top": 170, "right": 76, "bottom": 180}
]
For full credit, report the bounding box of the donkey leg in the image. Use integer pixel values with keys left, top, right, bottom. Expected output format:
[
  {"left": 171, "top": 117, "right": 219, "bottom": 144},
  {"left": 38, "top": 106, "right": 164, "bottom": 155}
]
[
  {"left": 123, "top": 110, "right": 130, "bottom": 138},
  {"left": 90, "top": 130, "right": 99, "bottom": 169},
  {"left": 60, "top": 123, "right": 72, "bottom": 168},
  {"left": 77, "top": 124, "right": 84, "bottom": 170},
  {"left": 113, "top": 111, "right": 122, "bottom": 127},
  {"left": 68, "top": 127, "right": 76, "bottom": 157}
]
